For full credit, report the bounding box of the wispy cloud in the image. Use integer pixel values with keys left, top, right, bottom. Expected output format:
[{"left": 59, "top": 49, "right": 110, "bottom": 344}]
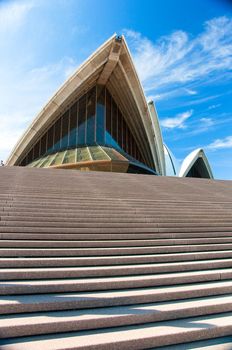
[
  {"left": 124, "top": 16, "right": 232, "bottom": 99},
  {"left": 0, "top": 1, "right": 34, "bottom": 32},
  {"left": 184, "top": 88, "right": 197, "bottom": 95},
  {"left": 208, "top": 104, "right": 221, "bottom": 110},
  {"left": 160, "top": 110, "right": 193, "bottom": 129},
  {"left": 206, "top": 136, "right": 232, "bottom": 150},
  {"left": 199, "top": 117, "right": 215, "bottom": 128}
]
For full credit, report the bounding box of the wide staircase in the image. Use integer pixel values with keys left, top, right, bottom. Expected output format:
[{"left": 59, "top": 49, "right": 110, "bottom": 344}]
[{"left": 0, "top": 166, "right": 232, "bottom": 349}]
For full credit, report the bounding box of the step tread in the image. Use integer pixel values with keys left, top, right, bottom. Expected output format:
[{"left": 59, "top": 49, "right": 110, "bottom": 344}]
[
  {"left": 2, "top": 267, "right": 232, "bottom": 282},
  {"left": 1, "top": 268, "right": 232, "bottom": 293},
  {"left": 2, "top": 258, "right": 232, "bottom": 279},
  {"left": 1, "top": 312, "right": 232, "bottom": 349},
  {"left": 153, "top": 336, "right": 232, "bottom": 349},
  {"left": 1, "top": 250, "right": 232, "bottom": 267},
  {"left": 1, "top": 243, "right": 232, "bottom": 252},
  {"left": 1, "top": 280, "right": 232, "bottom": 314},
  {"left": 1, "top": 295, "right": 232, "bottom": 338}
]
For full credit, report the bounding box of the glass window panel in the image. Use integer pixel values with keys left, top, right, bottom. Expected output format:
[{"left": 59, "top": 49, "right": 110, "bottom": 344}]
[
  {"left": 76, "top": 147, "right": 91, "bottom": 162},
  {"left": 28, "top": 158, "right": 40, "bottom": 167},
  {"left": 33, "top": 140, "right": 40, "bottom": 160},
  {"left": 32, "top": 157, "right": 44, "bottom": 168},
  {"left": 106, "top": 89, "right": 111, "bottom": 136},
  {"left": 96, "top": 86, "right": 105, "bottom": 144},
  {"left": 63, "top": 148, "right": 76, "bottom": 164},
  {"left": 48, "top": 153, "right": 58, "bottom": 166},
  {"left": 122, "top": 117, "right": 126, "bottom": 151},
  {"left": 131, "top": 137, "right": 135, "bottom": 159},
  {"left": 86, "top": 87, "right": 96, "bottom": 145},
  {"left": 47, "top": 125, "right": 54, "bottom": 153},
  {"left": 131, "top": 131, "right": 133, "bottom": 157},
  {"left": 102, "top": 147, "right": 126, "bottom": 161},
  {"left": 40, "top": 133, "right": 47, "bottom": 156},
  {"left": 20, "top": 157, "right": 27, "bottom": 166},
  {"left": 89, "top": 146, "right": 108, "bottom": 161},
  {"left": 112, "top": 99, "right": 117, "bottom": 141},
  {"left": 27, "top": 149, "right": 33, "bottom": 164},
  {"left": 60, "top": 111, "right": 69, "bottom": 149},
  {"left": 38, "top": 155, "right": 49, "bottom": 168},
  {"left": 78, "top": 94, "right": 86, "bottom": 145},
  {"left": 53, "top": 118, "right": 61, "bottom": 152},
  {"left": 69, "top": 102, "right": 78, "bottom": 148},
  {"left": 117, "top": 110, "right": 122, "bottom": 148},
  {"left": 128, "top": 128, "right": 132, "bottom": 156},
  {"left": 134, "top": 143, "right": 137, "bottom": 160},
  {"left": 126, "top": 124, "right": 130, "bottom": 154},
  {"left": 50, "top": 151, "right": 65, "bottom": 166},
  {"left": 41, "top": 155, "right": 53, "bottom": 168}
]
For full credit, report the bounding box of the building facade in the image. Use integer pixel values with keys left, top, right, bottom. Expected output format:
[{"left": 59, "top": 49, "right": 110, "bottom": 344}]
[{"left": 6, "top": 35, "right": 213, "bottom": 178}]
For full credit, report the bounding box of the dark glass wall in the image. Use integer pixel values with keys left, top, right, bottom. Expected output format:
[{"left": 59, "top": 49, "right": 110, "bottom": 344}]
[
  {"left": 20, "top": 85, "right": 148, "bottom": 168},
  {"left": 186, "top": 158, "right": 210, "bottom": 178}
]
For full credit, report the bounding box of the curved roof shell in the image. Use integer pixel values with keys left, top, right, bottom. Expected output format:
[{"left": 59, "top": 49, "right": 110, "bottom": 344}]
[
  {"left": 6, "top": 35, "right": 163, "bottom": 174},
  {"left": 179, "top": 148, "right": 213, "bottom": 179}
]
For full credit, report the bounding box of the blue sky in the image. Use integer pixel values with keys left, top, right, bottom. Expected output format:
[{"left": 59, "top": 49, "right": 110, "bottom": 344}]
[{"left": 0, "top": 0, "right": 231, "bottom": 179}]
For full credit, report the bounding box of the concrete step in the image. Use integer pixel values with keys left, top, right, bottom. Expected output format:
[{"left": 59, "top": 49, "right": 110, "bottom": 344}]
[
  {"left": 2, "top": 220, "right": 232, "bottom": 228},
  {"left": 1, "top": 268, "right": 232, "bottom": 295},
  {"left": 1, "top": 259, "right": 232, "bottom": 280},
  {"left": 2, "top": 202, "right": 230, "bottom": 210},
  {"left": 1, "top": 312, "right": 232, "bottom": 349},
  {"left": 1, "top": 232, "right": 232, "bottom": 242},
  {"left": 152, "top": 336, "right": 232, "bottom": 349},
  {"left": 2, "top": 211, "right": 232, "bottom": 219},
  {"left": 1, "top": 237, "right": 232, "bottom": 248},
  {"left": 1, "top": 193, "right": 229, "bottom": 202},
  {"left": 1, "top": 226, "right": 231, "bottom": 234},
  {"left": 1, "top": 280, "right": 232, "bottom": 315},
  {"left": 1, "top": 203, "right": 229, "bottom": 210},
  {"left": 1, "top": 232, "right": 232, "bottom": 241},
  {"left": 1, "top": 244, "right": 232, "bottom": 257},
  {"left": 0, "top": 189, "right": 229, "bottom": 199},
  {"left": 1, "top": 198, "right": 230, "bottom": 205},
  {"left": 2, "top": 210, "right": 230, "bottom": 221},
  {"left": 1, "top": 197, "right": 228, "bottom": 205},
  {"left": 2, "top": 216, "right": 231, "bottom": 224},
  {"left": 1, "top": 295, "right": 232, "bottom": 338},
  {"left": 2, "top": 250, "right": 232, "bottom": 267}
]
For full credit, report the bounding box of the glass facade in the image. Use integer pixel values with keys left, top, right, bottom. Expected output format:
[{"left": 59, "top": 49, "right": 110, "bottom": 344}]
[
  {"left": 186, "top": 158, "right": 210, "bottom": 178},
  {"left": 19, "top": 85, "right": 149, "bottom": 169}
]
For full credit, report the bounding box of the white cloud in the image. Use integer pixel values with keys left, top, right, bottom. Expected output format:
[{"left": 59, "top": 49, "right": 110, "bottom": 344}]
[
  {"left": 160, "top": 110, "right": 193, "bottom": 129},
  {"left": 124, "top": 16, "right": 232, "bottom": 99},
  {"left": 0, "top": 1, "right": 34, "bottom": 32},
  {"left": 199, "top": 117, "right": 215, "bottom": 127},
  {"left": 206, "top": 136, "right": 232, "bottom": 150},
  {"left": 208, "top": 104, "right": 221, "bottom": 110},
  {"left": 185, "top": 88, "right": 197, "bottom": 95}
]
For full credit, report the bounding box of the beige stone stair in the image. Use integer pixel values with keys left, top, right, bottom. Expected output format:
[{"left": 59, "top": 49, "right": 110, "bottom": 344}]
[{"left": 0, "top": 166, "right": 232, "bottom": 349}]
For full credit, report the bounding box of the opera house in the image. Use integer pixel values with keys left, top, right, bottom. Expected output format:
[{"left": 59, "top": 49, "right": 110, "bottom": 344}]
[{"left": 6, "top": 34, "right": 213, "bottom": 179}]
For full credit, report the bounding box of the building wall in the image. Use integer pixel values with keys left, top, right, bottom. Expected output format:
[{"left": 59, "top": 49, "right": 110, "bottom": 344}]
[{"left": 19, "top": 85, "right": 148, "bottom": 169}]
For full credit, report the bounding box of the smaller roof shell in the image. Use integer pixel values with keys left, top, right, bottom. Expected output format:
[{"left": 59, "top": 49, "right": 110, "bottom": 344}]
[{"left": 179, "top": 148, "right": 213, "bottom": 178}]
